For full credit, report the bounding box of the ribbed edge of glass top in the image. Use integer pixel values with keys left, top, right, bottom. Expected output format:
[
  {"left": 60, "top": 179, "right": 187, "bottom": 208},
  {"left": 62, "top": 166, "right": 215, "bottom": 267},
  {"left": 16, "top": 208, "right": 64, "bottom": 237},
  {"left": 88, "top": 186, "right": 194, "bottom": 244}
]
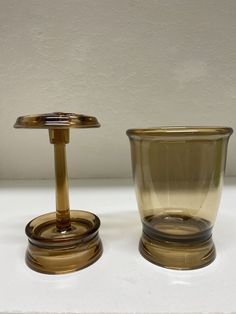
[
  {"left": 127, "top": 126, "right": 233, "bottom": 138},
  {"left": 14, "top": 112, "right": 100, "bottom": 129}
]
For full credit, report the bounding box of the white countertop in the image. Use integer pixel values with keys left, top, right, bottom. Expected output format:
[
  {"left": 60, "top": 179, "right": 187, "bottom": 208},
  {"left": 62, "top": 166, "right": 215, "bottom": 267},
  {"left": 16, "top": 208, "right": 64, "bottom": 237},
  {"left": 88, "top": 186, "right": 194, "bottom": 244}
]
[{"left": 0, "top": 178, "right": 235, "bottom": 314}]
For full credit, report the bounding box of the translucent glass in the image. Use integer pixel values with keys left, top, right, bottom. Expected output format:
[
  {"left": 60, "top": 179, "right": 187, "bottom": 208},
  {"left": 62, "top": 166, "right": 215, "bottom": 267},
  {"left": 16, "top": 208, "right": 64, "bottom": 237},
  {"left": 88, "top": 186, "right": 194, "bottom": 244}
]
[
  {"left": 14, "top": 112, "right": 102, "bottom": 274},
  {"left": 127, "top": 127, "right": 233, "bottom": 270}
]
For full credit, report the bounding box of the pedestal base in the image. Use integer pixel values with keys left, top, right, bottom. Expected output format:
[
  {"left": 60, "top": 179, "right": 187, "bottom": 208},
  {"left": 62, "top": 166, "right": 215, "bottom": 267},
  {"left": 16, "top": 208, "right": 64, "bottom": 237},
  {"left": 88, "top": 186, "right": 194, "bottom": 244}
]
[
  {"left": 139, "top": 231, "right": 216, "bottom": 270},
  {"left": 25, "top": 210, "right": 102, "bottom": 274}
]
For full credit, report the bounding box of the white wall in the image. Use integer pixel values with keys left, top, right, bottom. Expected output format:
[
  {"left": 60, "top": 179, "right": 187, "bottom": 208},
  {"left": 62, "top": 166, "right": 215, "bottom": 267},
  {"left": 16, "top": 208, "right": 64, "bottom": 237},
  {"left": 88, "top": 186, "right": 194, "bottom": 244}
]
[{"left": 0, "top": 0, "right": 235, "bottom": 179}]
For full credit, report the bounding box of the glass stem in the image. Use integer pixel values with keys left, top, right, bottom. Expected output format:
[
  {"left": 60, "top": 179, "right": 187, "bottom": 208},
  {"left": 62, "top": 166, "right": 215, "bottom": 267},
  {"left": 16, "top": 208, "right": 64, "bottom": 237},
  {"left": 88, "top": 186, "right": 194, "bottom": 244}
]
[{"left": 49, "top": 129, "right": 71, "bottom": 232}]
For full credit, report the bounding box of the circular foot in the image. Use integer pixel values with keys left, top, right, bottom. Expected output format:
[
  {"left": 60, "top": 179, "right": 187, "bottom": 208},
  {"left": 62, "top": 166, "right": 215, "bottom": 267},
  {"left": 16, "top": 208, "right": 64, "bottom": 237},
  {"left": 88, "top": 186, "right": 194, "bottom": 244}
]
[
  {"left": 139, "top": 231, "right": 216, "bottom": 270},
  {"left": 25, "top": 210, "right": 102, "bottom": 274}
]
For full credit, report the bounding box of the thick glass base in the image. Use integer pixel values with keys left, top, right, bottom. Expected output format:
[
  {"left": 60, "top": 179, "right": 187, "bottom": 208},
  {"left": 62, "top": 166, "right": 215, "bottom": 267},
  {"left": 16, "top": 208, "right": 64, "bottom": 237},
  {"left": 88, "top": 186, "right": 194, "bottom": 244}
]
[
  {"left": 25, "top": 210, "right": 102, "bottom": 274},
  {"left": 140, "top": 215, "right": 216, "bottom": 270}
]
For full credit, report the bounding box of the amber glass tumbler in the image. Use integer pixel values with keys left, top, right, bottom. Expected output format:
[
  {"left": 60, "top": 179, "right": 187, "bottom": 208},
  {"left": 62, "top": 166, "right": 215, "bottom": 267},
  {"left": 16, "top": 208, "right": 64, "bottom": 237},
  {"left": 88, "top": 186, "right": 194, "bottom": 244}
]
[{"left": 127, "top": 127, "right": 233, "bottom": 270}]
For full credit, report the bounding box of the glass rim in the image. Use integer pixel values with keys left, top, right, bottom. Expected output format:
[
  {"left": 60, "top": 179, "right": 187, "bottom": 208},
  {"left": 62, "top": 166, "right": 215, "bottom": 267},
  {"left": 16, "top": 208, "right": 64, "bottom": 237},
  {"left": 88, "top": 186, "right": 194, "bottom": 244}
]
[
  {"left": 14, "top": 112, "right": 100, "bottom": 129},
  {"left": 126, "top": 126, "right": 233, "bottom": 138}
]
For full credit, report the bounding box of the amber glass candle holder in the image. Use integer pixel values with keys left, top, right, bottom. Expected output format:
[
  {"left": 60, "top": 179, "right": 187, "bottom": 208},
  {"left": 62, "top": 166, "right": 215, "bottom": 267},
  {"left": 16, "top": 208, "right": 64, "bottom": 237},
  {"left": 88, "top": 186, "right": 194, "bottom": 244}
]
[
  {"left": 14, "top": 112, "right": 102, "bottom": 274},
  {"left": 127, "top": 127, "right": 233, "bottom": 270}
]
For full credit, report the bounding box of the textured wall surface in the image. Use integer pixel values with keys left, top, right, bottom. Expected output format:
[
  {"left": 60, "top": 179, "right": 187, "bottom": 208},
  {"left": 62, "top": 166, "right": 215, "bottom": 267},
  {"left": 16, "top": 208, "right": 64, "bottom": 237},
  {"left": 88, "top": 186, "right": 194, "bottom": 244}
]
[{"left": 0, "top": 0, "right": 235, "bottom": 179}]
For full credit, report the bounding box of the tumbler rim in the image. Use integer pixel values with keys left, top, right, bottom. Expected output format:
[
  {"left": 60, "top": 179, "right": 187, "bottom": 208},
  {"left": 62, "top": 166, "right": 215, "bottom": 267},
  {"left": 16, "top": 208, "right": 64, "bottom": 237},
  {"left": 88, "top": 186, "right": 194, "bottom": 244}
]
[{"left": 126, "top": 126, "right": 233, "bottom": 139}]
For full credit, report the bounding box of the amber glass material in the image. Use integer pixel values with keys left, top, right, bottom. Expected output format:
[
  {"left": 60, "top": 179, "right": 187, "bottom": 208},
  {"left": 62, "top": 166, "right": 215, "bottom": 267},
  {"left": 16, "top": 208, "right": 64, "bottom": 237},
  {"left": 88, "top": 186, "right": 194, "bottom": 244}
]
[
  {"left": 14, "top": 112, "right": 102, "bottom": 274},
  {"left": 127, "top": 127, "right": 233, "bottom": 270}
]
